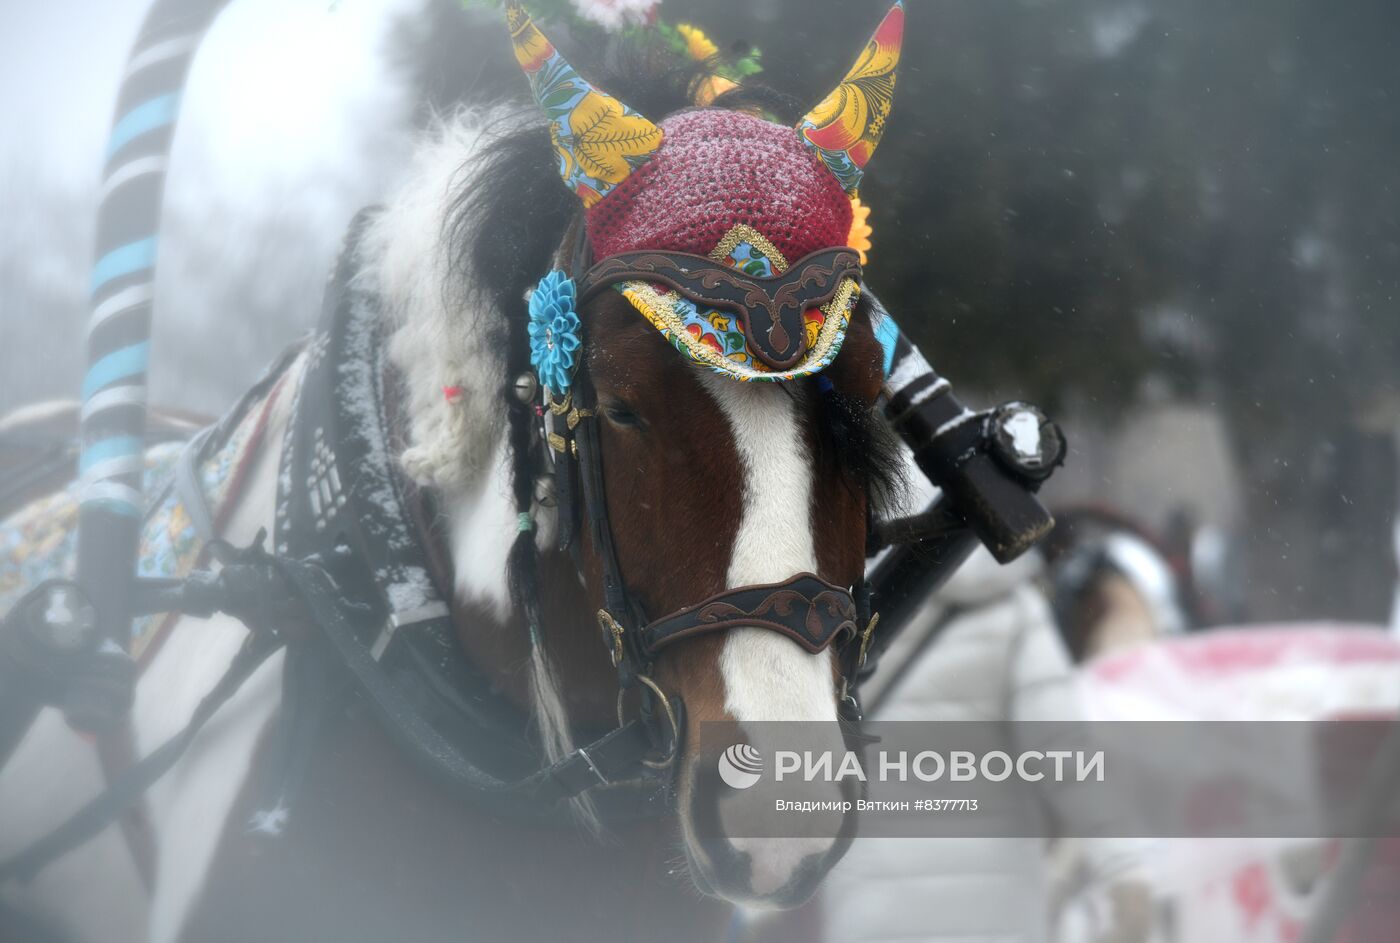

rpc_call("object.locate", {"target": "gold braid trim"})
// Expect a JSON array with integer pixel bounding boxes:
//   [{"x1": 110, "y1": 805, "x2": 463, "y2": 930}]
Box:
[
  {"x1": 619, "y1": 277, "x2": 859, "y2": 381},
  {"x1": 706, "y1": 224, "x2": 791, "y2": 274}
]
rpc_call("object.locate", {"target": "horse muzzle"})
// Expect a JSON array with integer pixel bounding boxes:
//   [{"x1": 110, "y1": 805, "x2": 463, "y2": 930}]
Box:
[{"x1": 681, "y1": 732, "x2": 863, "y2": 908}]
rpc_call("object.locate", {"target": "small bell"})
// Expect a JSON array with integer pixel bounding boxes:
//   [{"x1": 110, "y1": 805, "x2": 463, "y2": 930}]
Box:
[{"x1": 513, "y1": 372, "x2": 538, "y2": 404}]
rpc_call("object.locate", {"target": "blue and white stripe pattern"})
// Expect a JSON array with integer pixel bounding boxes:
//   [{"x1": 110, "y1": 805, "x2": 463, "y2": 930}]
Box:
[
  {"x1": 77, "y1": 0, "x2": 231, "y2": 643},
  {"x1": 868, "y1": 291, "x2": 951, "y2": 419}
]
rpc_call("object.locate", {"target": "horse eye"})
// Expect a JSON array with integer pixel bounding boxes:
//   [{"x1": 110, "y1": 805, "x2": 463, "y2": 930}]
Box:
[{"x1": 603, "y1": 404, "x2": 642, "y2": 428}]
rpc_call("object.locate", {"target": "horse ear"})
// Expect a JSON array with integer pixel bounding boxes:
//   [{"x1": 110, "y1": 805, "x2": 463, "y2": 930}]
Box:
[
  {"x1": 797, "y1": 1, "x2": 905, "y2": 194},
  {"x1": 506, "y1": 2, "x2": 664, "y2": 208}
]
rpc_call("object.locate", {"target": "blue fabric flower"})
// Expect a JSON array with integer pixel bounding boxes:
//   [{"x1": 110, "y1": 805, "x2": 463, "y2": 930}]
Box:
[{"x1": 527, "y1": 270, "x2": 582, "y2": 393}]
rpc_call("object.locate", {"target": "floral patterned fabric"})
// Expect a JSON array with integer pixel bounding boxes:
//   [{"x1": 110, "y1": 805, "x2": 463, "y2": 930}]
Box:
[
  {"x1": 798, "y1": 2, "x2": 904, "y2": 194},
  {"x1": 0, "y1": 394, "x2": 270, "y2": 661},
  {"x1": 501, "y1": 3, "x2": 900, "y2": 384},
  {"x1": 615, "y1": 223, "x2": 860, "y2": 383},
  {"x1": 507, "y1": 1, "x2": 664, "y2": 208}
]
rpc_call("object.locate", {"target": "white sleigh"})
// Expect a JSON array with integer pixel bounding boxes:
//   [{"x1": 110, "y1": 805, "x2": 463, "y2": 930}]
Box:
[{"x1": 1060, "y1": 626, "x2": 1400, "y2": 943}]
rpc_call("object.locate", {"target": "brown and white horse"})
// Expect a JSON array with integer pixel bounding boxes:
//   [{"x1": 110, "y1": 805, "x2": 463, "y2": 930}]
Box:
[{"x1": 0, "y1": 31, "x2": 908, "y2": 943}]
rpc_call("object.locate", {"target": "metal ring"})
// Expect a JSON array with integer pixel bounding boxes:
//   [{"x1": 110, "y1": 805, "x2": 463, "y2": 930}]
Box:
[{"x1": 617, "y1": 673, "x2": 680, "y2": 770}]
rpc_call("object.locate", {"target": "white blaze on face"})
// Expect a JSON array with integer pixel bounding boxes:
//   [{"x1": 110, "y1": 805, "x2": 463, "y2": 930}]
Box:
[
  {"x1": 701, "y1": 376, "x2": 845, "y2": 898},
  {"x1": 701, "y1": 376, "x2": 838, "y2": 725}
]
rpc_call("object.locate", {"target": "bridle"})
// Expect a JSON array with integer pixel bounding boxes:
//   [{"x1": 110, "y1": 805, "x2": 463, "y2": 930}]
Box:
[
  {"x1": 530, "y1": 224, "x2": 879, "y2": 767},
  {"x1": 0, "y1": 213, "x2": 883, "y2": 890},
  {"x1": 0, "y1": 205, "x2": 1064, "y2": 880}
]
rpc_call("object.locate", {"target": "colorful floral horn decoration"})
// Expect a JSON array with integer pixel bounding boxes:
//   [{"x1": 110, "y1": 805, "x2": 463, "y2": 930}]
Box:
[
  {"x1": 506, "y1": 1, "x2": 665, "y2": 208},
  {"x1": 797, "y1": 1, "x2": 904, "y2": 194}
]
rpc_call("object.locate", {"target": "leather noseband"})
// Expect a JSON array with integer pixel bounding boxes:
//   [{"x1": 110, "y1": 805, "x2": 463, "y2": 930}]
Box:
[{"x1": 638, "y1": 573, "x2": 858, "y2": 657}]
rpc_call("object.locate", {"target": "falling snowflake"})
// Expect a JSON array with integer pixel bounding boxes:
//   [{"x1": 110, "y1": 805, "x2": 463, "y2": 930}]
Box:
[{"x1": 248, "y1": 803, "x2": 291, "y2": 836}]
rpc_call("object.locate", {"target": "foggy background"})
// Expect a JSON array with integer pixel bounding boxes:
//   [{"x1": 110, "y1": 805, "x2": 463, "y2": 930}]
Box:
[{"x1": 2, "y1": 0, "x2": 1397, "y2": 626}]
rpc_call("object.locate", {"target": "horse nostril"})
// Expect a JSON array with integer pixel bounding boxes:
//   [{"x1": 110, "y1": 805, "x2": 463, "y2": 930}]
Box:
[
  {"x1": 687, "y1": 770, "x2": 754, "y2": 888},
  {"x1": 689, "y1": 761, "x2": 741, "y2": 846},
  {"x1": 686, "y1": 755, "x2": 852, "y2": 904},
  {"x1": 732, "y1": 837, "x2": 841, "y2": 899}
]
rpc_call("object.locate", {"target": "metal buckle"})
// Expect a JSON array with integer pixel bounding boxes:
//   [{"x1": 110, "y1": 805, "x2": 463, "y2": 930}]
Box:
[
  {"x1": 838, "y1": 678, "x2": 862, "y2": 723},
  {"x1": 566, "y1": 405, "x2": 593, "y2": 431},
  {"x1": 617, "y1": 673, "x2": 680, "y2": 770},
  {"x1": 576, "y1": 746, "x2": 609, "y2": 786},
  {"x1": 546, "y1": 389, "x2": 572, "y2": 416},
  {"x1": 597, "y1": 609, "x2": 625, "y2": 667},
  {"x1": 856, "y1": 612, "x2": 880, "y2": 669}
]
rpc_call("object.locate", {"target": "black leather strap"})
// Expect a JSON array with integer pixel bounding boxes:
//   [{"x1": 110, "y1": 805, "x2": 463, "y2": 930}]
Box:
[
  {"x1": 534, "y1": 720, "x2": 655, "y2": 799},
  {"x1": 274, "y1": 554, "x2": 657, "y2": 805},
  {"x1": 571, "y1": 373, "x2": 634, "y2": 632},
  {"x1": 0, "y1": 597, "x2": 283, "y2": 884}
]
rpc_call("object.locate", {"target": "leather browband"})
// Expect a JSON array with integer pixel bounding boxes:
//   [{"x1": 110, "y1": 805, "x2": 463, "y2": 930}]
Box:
[
  {"x1": 575, "y1": 247, "x2": 861, "y2": 370},
  {"x1": 637, "y1": 573, "x2": 858, "y2": 657}
]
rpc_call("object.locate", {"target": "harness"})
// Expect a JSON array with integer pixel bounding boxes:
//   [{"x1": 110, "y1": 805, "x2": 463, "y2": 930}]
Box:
[
  {"x1": 0, "y1": 0, "x2": 1071, "y2": 886},
  {"x1": 272, "y1": 214, "x2": 678, "y2": 815},
  {"x1": 0, "y1": 209, "x2": 1067, "y2": 884}
]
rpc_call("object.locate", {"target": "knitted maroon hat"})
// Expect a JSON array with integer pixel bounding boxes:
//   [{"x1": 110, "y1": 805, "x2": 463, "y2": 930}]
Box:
[
  {"x1": 585, "y1": 109, "x2": 854, "y2": 261},
  {"x1": 507, "y1": 0, "x2": 904, "y2": 378}
]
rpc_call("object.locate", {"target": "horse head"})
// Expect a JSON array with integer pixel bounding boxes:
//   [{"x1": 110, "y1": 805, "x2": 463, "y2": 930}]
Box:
[{"x1": 370, "y1": 0, "x2": 906, "y2": 909}]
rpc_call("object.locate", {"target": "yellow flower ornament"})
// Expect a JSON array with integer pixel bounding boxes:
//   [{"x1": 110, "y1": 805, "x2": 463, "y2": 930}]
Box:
[
  {"x1": 677, "y1": 24, "x2": 719, "y2": 62},
  {"x1": 847, "y1": 196, "x2": 873, "y2": 264}
]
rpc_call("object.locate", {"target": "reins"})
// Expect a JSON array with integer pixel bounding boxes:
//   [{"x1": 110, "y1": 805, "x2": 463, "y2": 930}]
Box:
[{"x1": 0, "y1": 529, "x2": 663, "y2": 885}]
